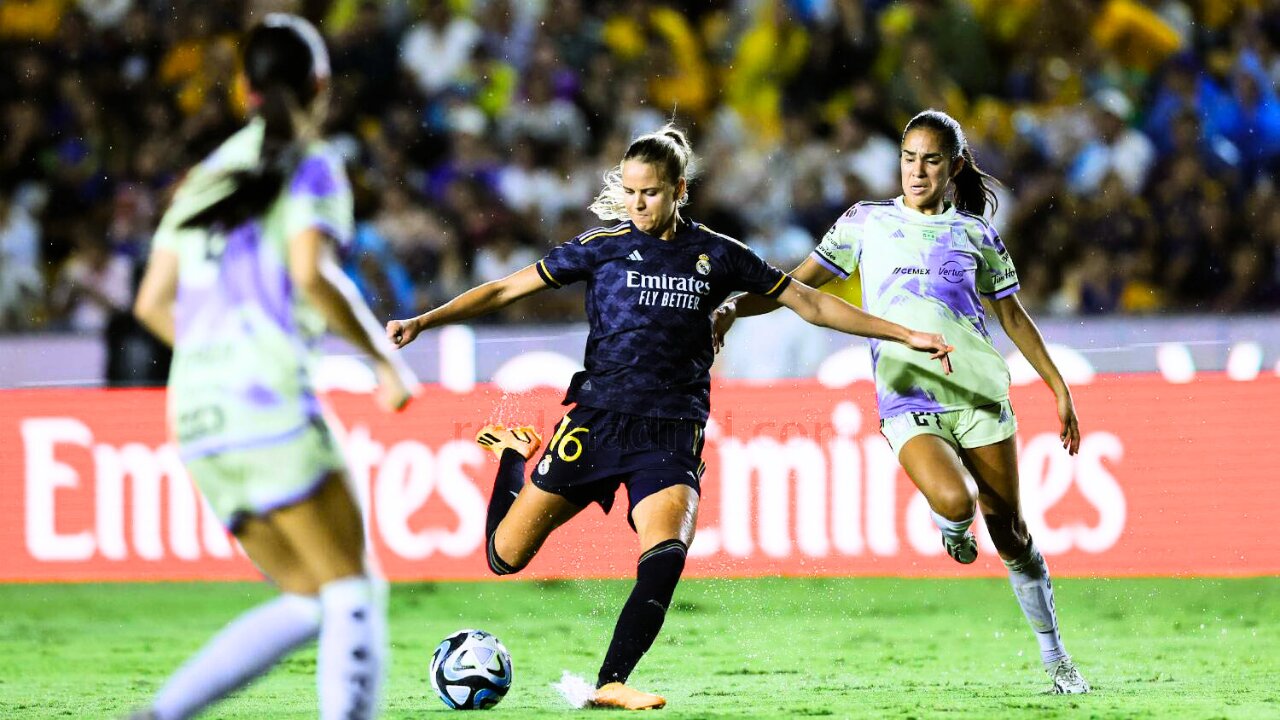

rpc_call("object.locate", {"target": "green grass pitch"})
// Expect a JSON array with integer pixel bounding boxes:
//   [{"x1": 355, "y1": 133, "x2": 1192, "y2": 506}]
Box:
[{"x1": 1, "y1": 577, "x2": 1276, "y2": 718}]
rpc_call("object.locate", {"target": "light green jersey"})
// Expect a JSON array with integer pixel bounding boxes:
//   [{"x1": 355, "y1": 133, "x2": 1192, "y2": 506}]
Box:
[
  {"x1": 152, "y1": 120, "x2": 353, "y2": 458},
  {"x1": 811, "y1": 197, "x2": 1019, "y2": 417}
]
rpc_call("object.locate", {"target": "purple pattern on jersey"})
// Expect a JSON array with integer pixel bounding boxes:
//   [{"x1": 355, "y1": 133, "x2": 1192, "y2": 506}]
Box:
[
  {"x1": 222, "y1": 223, "x2": 294, "y2": 331},
  {"x1": 540, "y1": 220, "x2": 789, "y2": 421},
  {"x1": 173, "y1": 223, "x2": 294, "y2": 342},
  {"x1": 244, "y1": 382, "x2": 282, "y2": 407},
  {"x1": 868, "y1": 339, "x2": 938, "y2": 411},
  {"x1": 923, "y1": 229, "x2": 986, "y2": 330},
  {"x1": 290, "y1": 155, "x2": 339, "y2": 196}
]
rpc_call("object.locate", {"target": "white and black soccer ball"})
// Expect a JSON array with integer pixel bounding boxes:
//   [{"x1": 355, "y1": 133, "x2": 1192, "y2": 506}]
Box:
[{"x1": 429, "y1": 629, "x2": 513, "y2": 710}]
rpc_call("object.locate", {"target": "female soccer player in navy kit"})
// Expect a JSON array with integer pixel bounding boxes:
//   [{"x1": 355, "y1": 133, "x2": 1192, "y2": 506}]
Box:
[
  {"x1": 387, "y1": 125, "x2": 953, "y2": 709},
  {"x1": 715, "y1": 110, "x2": 1089, "y2": 694}
]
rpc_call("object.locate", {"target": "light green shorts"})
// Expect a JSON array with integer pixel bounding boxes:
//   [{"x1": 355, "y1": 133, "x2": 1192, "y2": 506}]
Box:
[
  {"x1": 879, "y1": 399, "x2": 1017, "y2": 457},
  {"x1": 184, "y1": 420, "x2": 346, "y2": 532}
]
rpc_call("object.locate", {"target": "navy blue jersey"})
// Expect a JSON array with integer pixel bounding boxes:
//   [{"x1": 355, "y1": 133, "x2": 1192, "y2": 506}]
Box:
[{"x1": 536, "y1": 219, "x2": 791, "y2": 421}]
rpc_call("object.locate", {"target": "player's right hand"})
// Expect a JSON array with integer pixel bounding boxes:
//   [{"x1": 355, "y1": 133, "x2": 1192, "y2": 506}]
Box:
[
  {"x1": 711, "y1": 302, "x2": 737, "y2": 354},
  {"x1": 373, "y1": 358, "x2": 415, "y2": 412},
  {"x1": 906, "y1": 331, "x2": 954, "y2": 375},
  {"x1": 386, "y1": 317, "x2": 420, "y2": 349}
]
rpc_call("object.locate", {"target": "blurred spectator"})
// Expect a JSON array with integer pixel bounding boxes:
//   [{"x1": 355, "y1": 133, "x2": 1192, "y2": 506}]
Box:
[
  {"x1": 723, "y1": 0, "x2": 809, "y2": 142},
  {"x1": 879, "y1": 0, "x2": 998, "y2": 97},
  {"x1": 478, "y1": 0, "x2": 537, "y2": 72},
  {"x1": 472, "y1": 229, "x2": 538, "y2": 285},
  {"x1": 343, "y1": 216, "x2": 417, "y2": 321},
  {"x1": 373, "y1": 184, "x2": 452, "y2": 283},
  {"x1": 1067, "y1": 89, "x2": 1155, "y2": 195},
  {"x1": 887, "y1": 33, "x2": 967, "y2": 126},
  {"x1": 0, "y1": 0, "x2": 67, "y2": 41},
  {"x1": 786, "y1": 0, "x2": 877, "y2": 112},
  {"x1": 51, "y1": 233, "x2": 134, "y2": 333},
  {"x1": 399, "y1": 0, "x2": 481, "y2": 100},
  {"x1": 500, "y1": 64, "x2": 588, "y2": 153},
  {"x1": 0, "y1": 180, "x2": 44, "y2": 330},
  {"x1": 604, "y1": 4, "x2": 712, "y2": 120},
  {"x1": 78, "y1": 0, "x2": 132, "y2": 31},
  {"x1": 1075, "y1": 249, "x2": 1124, "y2": 315},
  {"x1": 1090, "y1": 0, "x2": 1184, "y2": 86},
  {"x1": 832, "y1": 113, "x2": 900, "y2": 199},
  {"x1": 0, "y1": 180, "x2": 41, "y2": 283},
  {"x1": 1226, "y1": 49, "x2": 1280, "y2": 179},
  {"x1": 1171, "y1": 190, "x2": 1236, "y2": 308},
  {"x1": 543, "y1": 0, "x2": 601, "y2": 73},
  {"x1": 1257, "y1": 202, "x2": 1280, "y2": 308},
  {"x1": 1117, "y1": 246, "x2": 1167, "y2": 313},
  {"x1": 331, "y1": 1, "x2": 401, "y2": 117}
]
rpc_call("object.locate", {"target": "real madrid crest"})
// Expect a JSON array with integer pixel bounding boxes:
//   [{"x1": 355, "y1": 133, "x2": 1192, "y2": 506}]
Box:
[
  {"x1": 695, "y1": 253, "x2": 711, "y2": 275},
  {"x1": 538, "y1": 455, "x2": 552, "y2": 475}
]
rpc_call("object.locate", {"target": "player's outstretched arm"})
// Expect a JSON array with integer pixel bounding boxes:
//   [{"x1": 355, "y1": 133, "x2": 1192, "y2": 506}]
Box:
[
  {"x1": 988, "y1": 293, "x2": 1079, "y2": 454},
  {"x1": 133, "y1": 248, "x2": 179, "y2": 346},
  {"x1": 289, "y1": 227, "x2": 418, "y2": 411},
  {"x1": 386, "y1": 264, "x2": 549, "y2": 349},
  {"x1": 776, "y1": 279, "x2": 954, "y2": 374},
  {"x1": 713, "y1": 257, "x2": 837, "y2": 352}
]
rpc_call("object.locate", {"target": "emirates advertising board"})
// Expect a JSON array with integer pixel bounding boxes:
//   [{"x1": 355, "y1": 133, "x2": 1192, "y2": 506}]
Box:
[{"x1": 1, "y1": 375, "x2": 1275, "y2": 582}]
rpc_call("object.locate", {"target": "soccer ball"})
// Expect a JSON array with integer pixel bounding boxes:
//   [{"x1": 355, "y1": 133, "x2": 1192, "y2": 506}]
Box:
[{"x1": 429, "y1": 629, "x2": 513, "y2": 710}]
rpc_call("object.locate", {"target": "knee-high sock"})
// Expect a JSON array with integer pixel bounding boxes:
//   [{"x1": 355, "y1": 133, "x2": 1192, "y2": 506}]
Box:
[
  {"x1": 930, "y1": 509, "x2": 974, "y2": 543},
  {"x1": 319, "y1": 576, "x2": 384, "y2": 720},
  {"x1": 151, "y1": 594, "x2": 321, "y2": 720},
  {"x1": 486, "y1": 450, "x2": 526, "y2": 539},
  {"x1": 1005, "y1": 542, "x2": 1067, "y2": 666},
  {"x1": 596, "y1": 540, "x2": 687, "y2": 687}
]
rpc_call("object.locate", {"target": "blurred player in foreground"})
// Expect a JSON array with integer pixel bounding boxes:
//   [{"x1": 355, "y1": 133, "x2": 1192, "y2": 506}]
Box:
[
  {"x1": 129, "y1": 15, "x2": 415, "y2": 719},
  {"x1": 716, "y1": 109, "x2": 1089, "y2": 694},
  {"x1": 387, "y1": 124, "x2": 953, "y2": 709}
]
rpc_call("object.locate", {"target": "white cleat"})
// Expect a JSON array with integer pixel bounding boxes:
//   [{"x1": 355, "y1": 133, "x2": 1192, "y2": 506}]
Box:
[{"x1": 1045, "y1": 656, "x2": 1090, "y2": 694}]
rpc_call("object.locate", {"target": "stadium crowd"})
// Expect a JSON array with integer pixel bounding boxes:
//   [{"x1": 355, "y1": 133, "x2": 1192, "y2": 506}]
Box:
[{"x1": 3, "y1": 0, "x2": 1280, "y2": 335}]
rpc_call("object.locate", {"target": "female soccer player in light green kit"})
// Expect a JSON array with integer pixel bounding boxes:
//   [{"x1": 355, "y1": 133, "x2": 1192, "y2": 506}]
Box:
[
  {"x1": 715, "y1": 109, "x2": 1090, "y2": 695},
  {"x1": 129, "y1": 15, "x2": 414, "y2": 720}
]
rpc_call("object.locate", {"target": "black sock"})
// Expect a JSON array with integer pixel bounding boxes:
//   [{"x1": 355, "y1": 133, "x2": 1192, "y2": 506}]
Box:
[
  {"x1": 486, "y1": 449, "x2": 526, "y2": 539},
  {"x1": 596, "y1": 539, "x2": 687, "y2": 688},
  {"x1": 486, "y1": 533, "x2": 520, "y2": 575}
]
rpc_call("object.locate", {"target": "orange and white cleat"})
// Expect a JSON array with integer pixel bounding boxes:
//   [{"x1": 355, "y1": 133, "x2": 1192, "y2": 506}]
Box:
[
  {"x1": 475, "y1": 424, "x2": 542, "y2": 461},
  {"x1": 590, "y1": 682, "x2": 667, "y2": 710}
]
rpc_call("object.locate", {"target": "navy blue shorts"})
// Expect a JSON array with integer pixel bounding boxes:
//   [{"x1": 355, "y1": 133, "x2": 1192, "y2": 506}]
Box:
[{"x1": 530, "y1": 405, "x2": 705, "y2": 529}]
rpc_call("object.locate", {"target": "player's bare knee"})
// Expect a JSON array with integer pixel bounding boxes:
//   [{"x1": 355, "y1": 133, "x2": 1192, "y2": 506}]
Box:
[{"x1": 932, "y1": 486, "x2": 977, "y2": 522}]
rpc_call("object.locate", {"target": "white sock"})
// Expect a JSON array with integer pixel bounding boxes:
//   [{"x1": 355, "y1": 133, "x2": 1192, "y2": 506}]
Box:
[
  {"x1": 319, "y1": 576, "x2": 384, "y2": 720},
  {"x1": 1004, "y1": 543, "x2": 1068, "y2": 666},
  {"x1": 930, "y1": 509, "x2": 974, "y2": 542},
  {"x1": 152, "y1": 593, "x2": 321, "y2": 720}
]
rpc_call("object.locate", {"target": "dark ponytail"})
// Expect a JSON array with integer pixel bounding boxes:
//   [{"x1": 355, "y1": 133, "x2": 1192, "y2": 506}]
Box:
[
  {"x1": 180, "y1": 14, "x2": 329, "y2": 231},
  {"x1": 903, "y1": 109, "x2": 1000, "y2": 216}
]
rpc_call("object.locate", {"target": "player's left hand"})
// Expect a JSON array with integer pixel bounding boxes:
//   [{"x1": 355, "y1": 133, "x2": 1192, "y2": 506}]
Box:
[
  {"x1": 711, "y1": 302, "x2": 737, "y2": 354},
  {"x1": 1056, "y1": 392, "x2": 1080, "y2": 455},
  {"x1": 905, "y1": 331, "x2": 954, "y2": 374}
]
